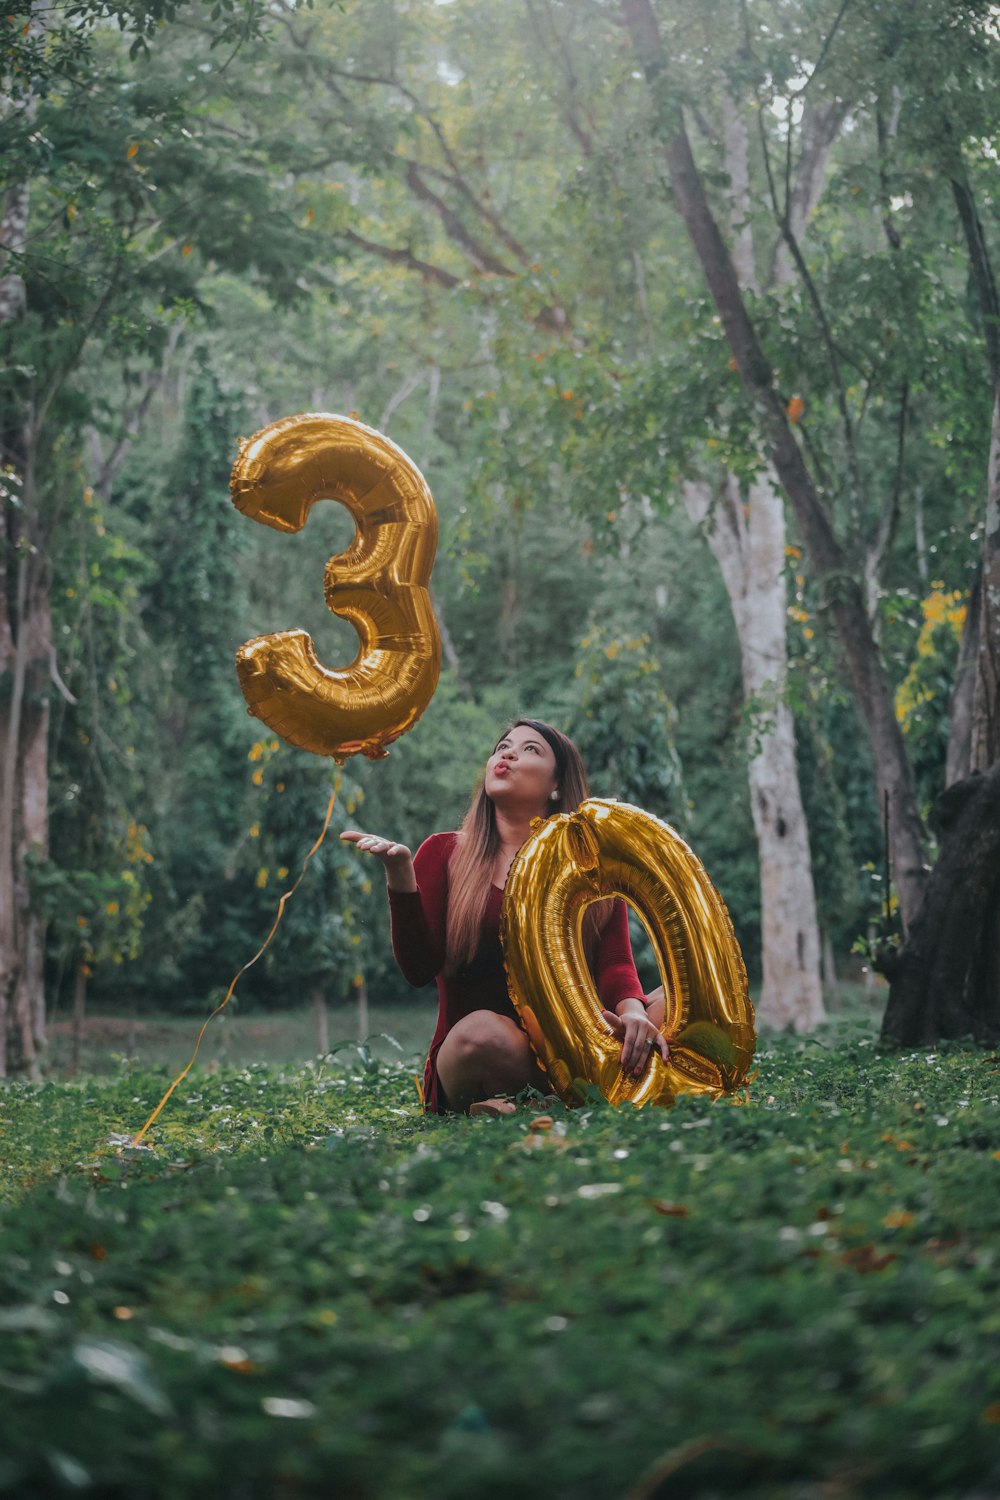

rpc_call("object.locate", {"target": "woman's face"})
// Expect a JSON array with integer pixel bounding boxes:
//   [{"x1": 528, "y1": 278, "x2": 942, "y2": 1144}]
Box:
[{"x1": 484, "y1": 725, "x2": 559, "y2": 813}]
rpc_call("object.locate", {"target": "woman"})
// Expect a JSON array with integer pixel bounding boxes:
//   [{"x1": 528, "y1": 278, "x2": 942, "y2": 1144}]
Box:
[{"x1": 341, "y1": 720, "x2": 667, "y2": 1115}]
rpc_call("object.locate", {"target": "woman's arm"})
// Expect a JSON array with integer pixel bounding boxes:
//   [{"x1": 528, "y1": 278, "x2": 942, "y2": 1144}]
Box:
[
  {"x1": 341, "y1": 829, "x2": 452, "y2": 985},
  {"x1": 385, "y1": 834, "x2": 454, "y2": 986},
  {"x1": 595, "y1": 900, "x2": 670, "y2": 1075}
]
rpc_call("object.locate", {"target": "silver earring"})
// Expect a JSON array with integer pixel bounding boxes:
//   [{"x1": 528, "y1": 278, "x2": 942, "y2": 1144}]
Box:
[{"x1": 551, "y1": 790, "x2": 560, "y2": 801}]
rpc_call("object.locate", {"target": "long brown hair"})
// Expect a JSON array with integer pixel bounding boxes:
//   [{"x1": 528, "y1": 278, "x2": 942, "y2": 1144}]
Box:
[{"x1": 445, "y1": 719, "x2": 610, "y2": 973}]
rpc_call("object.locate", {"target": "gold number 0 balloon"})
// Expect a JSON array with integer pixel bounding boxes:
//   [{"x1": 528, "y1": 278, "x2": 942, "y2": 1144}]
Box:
[
  {"x1": 230, "y1": 413, "x2": 441, "y2": 762},
  {"x1": 502, "y1": 799, "x2": 755, "y2": 1107}
]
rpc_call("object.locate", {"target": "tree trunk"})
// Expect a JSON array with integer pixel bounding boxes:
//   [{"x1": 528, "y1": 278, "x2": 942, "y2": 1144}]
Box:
[
  {"x1": 821, "y1": 929, "x2": 837, "y2": 1007},
  {"x1": 0, "y1": 184, "x2": 29, "y2": 325},
  {"x1": 354, "y1": 975, "x2": 369, "y2": 1042},
  {"x1": 883, "y1": 180, "x2": 1000, "y2": 1044},
  {"x1": 15, "y1": 567, "x2": 51, "y2": 1073},
  {"x1": 686, "y1": 476, "x2": 825, "y2": 1031},
  {"x1": 0, "y1": 487, "x2": 51, "y2": 1077},
  {"x1": 864, "y1": 924, "x2": 877, "y2": 1002},
  {"x1": 670, "y1": 94, "x2": 829, "y2": 1033},
  {"x1": 946, "y1": 569, "x2": 980, "y2": 786},
  {"x1": 71, "y1": 961, "x2": 87, "y2": 1078},
  {"x1": 312, "y1": 985, "x2": 329, "y2": 1056},
  {"x1": 881, "y1": 763, "x2": 1000, "y2": 1044},
  {"x1": 0, "y1": 544, "x2": 16, "y2": 1078},
  {"x1": 971, "y1": 391, "x2": 1000, "y2": 771},
  {"x1": 622, "y1": 0, "x2": 928, "y2": 931}
]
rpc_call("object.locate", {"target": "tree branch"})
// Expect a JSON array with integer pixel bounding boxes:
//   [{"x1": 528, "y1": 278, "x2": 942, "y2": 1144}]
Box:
[
  {"x1": 621, "y1": 0, "x2": 928, "y2": 927},
  {"x1": 524, "y1": 0, "x2": 596, "y2": 159},
  {"x1": 951, "y1": 166, "x2": 1000, "y2": 390},
  {"x1": 754, "y1": 96, "x2": 865, "y2": 520},
  {"x1": 864, "y1": 379, "x2": 908, "y2": 620},
  {"x1": 403, "y1": 161, "x2": 515, "y2": 277},
  {"x1": 337, "y1": 230, "x2": 462, "y2": 289}
]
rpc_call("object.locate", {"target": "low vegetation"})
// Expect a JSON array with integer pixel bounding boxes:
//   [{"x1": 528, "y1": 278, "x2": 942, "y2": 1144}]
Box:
[{"x1": 2, "y1": 1017, "x2": 999, "y2": 1498}]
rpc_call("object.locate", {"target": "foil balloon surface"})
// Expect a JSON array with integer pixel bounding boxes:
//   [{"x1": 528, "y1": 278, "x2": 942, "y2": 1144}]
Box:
[
  {"x1": 231, "y1": 413, "x2": 441, "y2": 761},
  {"x1": 502, "y1": 798, "x2": 755, "y2": 1108}
]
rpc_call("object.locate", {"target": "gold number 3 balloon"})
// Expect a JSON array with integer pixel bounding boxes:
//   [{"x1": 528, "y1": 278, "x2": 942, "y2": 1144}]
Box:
[
  {"x1": 230, "y1": 413, "x2": 441, "y2": 762},
  {"x1": 502, "y1": 798, "x2": 755, "y2": 1107}
]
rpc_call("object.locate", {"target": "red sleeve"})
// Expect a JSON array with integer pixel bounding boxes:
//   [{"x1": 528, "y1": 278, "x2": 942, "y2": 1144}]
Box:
[
  {"x1": 595, "y1": 899, "x2": 647, "y2": 1009},
  {"x1": 387, "y1": 832, "x2": 456, "y2": 987}
]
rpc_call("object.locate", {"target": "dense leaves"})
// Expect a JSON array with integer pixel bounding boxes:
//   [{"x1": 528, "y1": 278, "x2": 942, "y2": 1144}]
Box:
[{"x1": 3, "y1": 0, "x2": 997, "y2": 1035}]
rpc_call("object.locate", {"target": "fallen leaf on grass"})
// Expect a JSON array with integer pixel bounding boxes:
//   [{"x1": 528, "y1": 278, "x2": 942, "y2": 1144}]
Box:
[
  {"x1": 839, "y1": 1245, "x2": 897, "y2": 1275},
  {"x1": 650, "y1": 1200, "x2": 689, "y2": 1218},
  {"x1": 512, "y1": 1129, "x2": 569, "y2": 1153},
  {"x1": 983, "y1": 1403, "x2": 1000, "y2": 1424},
  {"x1": 883, "y1": 1210, "x2": 914, "y2": 1229},
  {"x1": 880, "y1": 1133, "x2": 914, "y2": 1151}
]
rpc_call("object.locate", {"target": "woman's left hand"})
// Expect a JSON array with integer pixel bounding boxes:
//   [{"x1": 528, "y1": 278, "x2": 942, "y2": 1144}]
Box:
[{"x1": 601, "y1": 1006, "x2": 670, "y2": 1077}]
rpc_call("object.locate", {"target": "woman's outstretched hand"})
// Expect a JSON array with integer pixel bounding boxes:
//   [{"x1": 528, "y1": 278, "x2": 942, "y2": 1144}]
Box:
[
  {"x1": 601, "y1": 1006, "x2": 670, "y2": 1078},
  {"x1": 340, "y1": 830, "x2": 417, "y2": 892}
]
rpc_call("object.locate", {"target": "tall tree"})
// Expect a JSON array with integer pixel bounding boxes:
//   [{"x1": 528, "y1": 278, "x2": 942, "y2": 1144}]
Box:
[
  {"x1": 0, "y1": 0, "x2": 309, "y2": 1070},
  {"x1": 263, "y1": 0, "x2": 828, "y2": 1027},
  {"x1": 622, "y1": 0, "x2": 999, "y2": 1039}
]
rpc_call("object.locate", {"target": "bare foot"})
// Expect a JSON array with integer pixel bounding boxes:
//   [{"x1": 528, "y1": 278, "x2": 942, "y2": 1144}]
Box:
[{"x1": 469, "y1": 1097, "x2": 517, "y2": 1118}]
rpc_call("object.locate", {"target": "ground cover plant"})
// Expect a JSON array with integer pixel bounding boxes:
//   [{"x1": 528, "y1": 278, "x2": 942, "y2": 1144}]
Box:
[{"x1": 2, "y1": 1019, "x2": 1000, "y2": 1498}]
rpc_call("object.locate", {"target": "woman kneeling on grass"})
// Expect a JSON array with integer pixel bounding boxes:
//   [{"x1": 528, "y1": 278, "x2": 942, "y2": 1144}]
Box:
[{"x1": 341, "y1": 720, "x2": 668, "y2": 1116}]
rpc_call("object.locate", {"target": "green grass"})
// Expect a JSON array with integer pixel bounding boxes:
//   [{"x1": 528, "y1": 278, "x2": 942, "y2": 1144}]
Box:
[{"x1": 1, "y1": 1016, "x2": 999, "y2": 1498}]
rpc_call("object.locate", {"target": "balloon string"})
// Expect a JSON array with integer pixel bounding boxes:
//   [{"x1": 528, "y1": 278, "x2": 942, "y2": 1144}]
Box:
[{"x1": 130, "y1": 777, "x2": 341, "y2": 1147}]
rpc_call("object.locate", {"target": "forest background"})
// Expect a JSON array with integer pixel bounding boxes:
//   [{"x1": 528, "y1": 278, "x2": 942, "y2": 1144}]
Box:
[{"x1": 1, "y1": 0, "x2": 998, "y2": 1076}]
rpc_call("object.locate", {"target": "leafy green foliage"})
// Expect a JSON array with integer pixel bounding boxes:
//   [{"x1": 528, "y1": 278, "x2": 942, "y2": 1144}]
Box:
[
  {"x1": 14, "y1": 0, "x2": 1000, "y2": 1041},
  {"x1": 2, "y1": 1021, "x2": 999, "y2": 1496},
  {"x1": 244, "y1": 743, "x2": 372, "y2": 1003},
  {"x1": 567, "y1": 624, "x2": 685, "y2": 821}
]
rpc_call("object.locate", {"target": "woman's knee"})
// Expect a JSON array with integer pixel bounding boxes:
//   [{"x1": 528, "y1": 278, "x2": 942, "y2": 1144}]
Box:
[{"x1": 445, "y1": 1010, "x2": 528, "y2": 1067}]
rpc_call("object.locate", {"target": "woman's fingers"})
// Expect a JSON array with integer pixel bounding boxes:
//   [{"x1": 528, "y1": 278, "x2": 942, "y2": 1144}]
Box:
[
  {"x1": 339, "y1": 830, "x2": 409, "y2": 861},
  {"x1": 603, "y1": 1012, "x2": 668, "y2": 1075},
  {"x1": 600, "y1": 1008, "x2": 625, "y2": 1038},
  {"x1": 626, "y1": 1029, "x2": 649, "y2": 1075}
]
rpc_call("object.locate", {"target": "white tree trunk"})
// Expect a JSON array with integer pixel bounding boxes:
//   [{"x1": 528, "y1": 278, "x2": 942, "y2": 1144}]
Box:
[
  {"x1": 685, "y1": 475, "x2": 825, "y2": 1032},
  {"x1": 665, "y1": 94, "x2": 834, "y2": 1032}
]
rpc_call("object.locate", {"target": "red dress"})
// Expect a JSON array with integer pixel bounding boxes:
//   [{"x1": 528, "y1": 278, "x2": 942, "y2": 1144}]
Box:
[{"x1": 388, "y1": 832, "x2": 645, "y2": 1113}]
